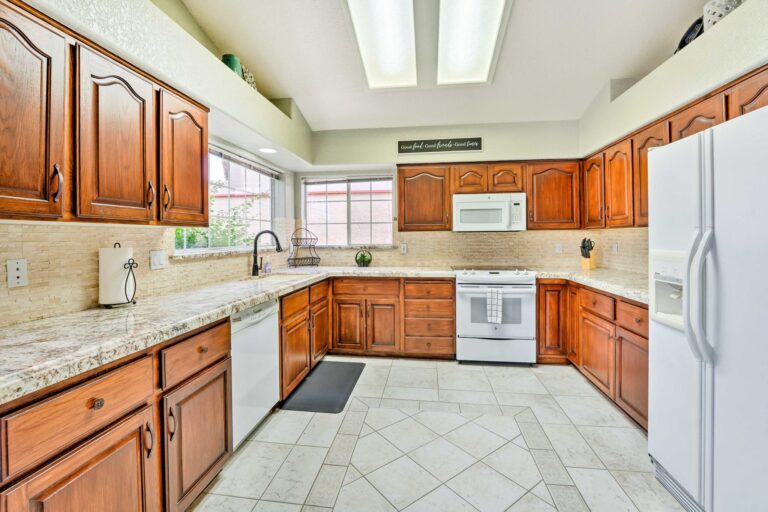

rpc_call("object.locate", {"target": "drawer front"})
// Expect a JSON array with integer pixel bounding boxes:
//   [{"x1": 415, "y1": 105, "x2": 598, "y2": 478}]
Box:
[
  {"x1": 309, "y1": 280, "x2": 329, "y2": 304},
  {"x1": 1, "y1": 356, "x2": 153, "y2": 480},
  {"x1": 282, "y1": 288, "x2": 309, "y2": 319},
  {"x1": 404, "y1": 299, "x2": 454, "y2": 318},
  {"x1": 404, "y1": 337, "x2": 455, "y2": 355},
  {"x1": 333, "y1": 278, "x2": 399, "y2": 296},
  {"x1": 403, "y1": 281, "x2": 454, "y2": 299},
  {"x1": 161, "y1": 322, "x2": 231, "y2": 389},
  {"x1": 616, "y1": 301, "x2": 649, "y2": 337},
  {"x1": 581, "y1": 289, "x2": 615, "y2": 320},
  {"x1": 404, "y1": 318, "x2": 455, "y2": 337}
]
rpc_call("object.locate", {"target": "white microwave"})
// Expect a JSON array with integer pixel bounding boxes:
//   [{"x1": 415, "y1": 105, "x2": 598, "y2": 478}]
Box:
[{"x1": 452, "y1": 192, "x2": 527, "y2": 232}]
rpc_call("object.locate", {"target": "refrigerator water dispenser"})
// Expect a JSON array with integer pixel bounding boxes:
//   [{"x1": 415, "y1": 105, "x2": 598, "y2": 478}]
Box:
[{"x1": 650, "y1": 250, "x2": 685, "y2": 330}]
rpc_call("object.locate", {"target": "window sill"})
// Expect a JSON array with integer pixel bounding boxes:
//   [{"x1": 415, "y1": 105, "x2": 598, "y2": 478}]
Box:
[
  {"x1": 171, "y1": 246, "x2": 277, "y2": 261},
  {"x1": 314, "y1": 245, "x2": 397, "y2": 251}
]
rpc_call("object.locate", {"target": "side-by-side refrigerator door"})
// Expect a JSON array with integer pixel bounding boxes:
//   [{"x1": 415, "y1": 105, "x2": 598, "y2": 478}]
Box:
[{"x1": 647, "y1": 132, "x2": 707, "y2": 509}]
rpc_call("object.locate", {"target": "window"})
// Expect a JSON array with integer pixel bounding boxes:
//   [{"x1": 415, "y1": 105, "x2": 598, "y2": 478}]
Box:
[
  {"x1": 175, "y1": 151, "x2": 275, "y2": 251},
  {"x1": 304, "y1": 177, "x2": 393, "y2": 246}
]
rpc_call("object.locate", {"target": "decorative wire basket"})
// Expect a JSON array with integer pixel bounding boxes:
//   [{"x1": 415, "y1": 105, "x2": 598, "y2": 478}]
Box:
[{"x1": 287, "y1": 228, "x2": 321, "y2": 267}]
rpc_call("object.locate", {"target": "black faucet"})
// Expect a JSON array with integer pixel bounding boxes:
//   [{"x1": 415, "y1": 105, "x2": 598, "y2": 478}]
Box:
[{"x1": 252, "y1": 230, "x2": 283, "y2": 276}]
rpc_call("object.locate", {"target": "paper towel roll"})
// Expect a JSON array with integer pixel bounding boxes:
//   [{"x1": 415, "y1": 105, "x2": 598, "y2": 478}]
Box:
[{"x1": 99, "y1": 244, "x2": 136, "y2": 306}]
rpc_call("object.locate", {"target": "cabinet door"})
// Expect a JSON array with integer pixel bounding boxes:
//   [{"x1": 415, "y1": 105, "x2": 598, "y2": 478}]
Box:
[
  {"x1": 0, "y1": 4, "x2": 67, "y2": 218},
  {"x1": 398, "y1": 166, "x2": 451, "y2": 231},
  {"x1": 526, "y1": 162, "x2": 580, "y2": 229},
  {"x1": 451, "y1": 164, "x2": 488, "y2": 193},
  {"x1": 582, "y1": 153, "x2": 605, "y2": 229},
  {"x1": 727, "y1": 68, "x2": 768, "y2": 119},
  {"x1": 566, "y1": 285, "x2": 580, "y2": 366},
  {"x1": 631, "y1": 122, "x2": 668, "y2": 227},
  {"x1": 580, "y1": 310, "x2": 616, "y2": 398},
  {"x1": 669, "y1": 94, "x2": 725, "y2": 142},
  {"x1": 332, "y1": 297, "x2": 366, "y2": 351},
  {"x1": 310, "y1": 299, "x2": 330, "y2": 368},
  {"x1": 281, "y1": 311, "x2": 311, "y2": 397},
  {"x1": 164, "y1": 358, "x2": 232, "y2": 512},
  {"x1": 615, "y1": 327, "x2": 648, "y2": 428},
  {"x1": 489, "y1": 163, "x2": 525, "y2": 192},
  {"x1": 604, "y1": 140, "x2": 633, "y2": 227},
  {"x1": 77, "y1": 45, "x2": 156, "y2": 222},
  {"x1": 2, "y1": 405, "x2": 160, "y2": 512},
  {"x1": 159, "y1": 90, "x2": 208, "y2": 226},
  {"x1": 366, "y1": 298, "x2": 400, "y2": 353},
  {"x1": 537, "y1": 282, "x2": 568, "y2": 363}
]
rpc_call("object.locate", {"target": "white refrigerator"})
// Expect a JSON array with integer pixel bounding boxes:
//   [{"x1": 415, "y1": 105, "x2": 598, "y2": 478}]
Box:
[{"x1": 648, "y1": 106, "x2": 768, "y2": 511}]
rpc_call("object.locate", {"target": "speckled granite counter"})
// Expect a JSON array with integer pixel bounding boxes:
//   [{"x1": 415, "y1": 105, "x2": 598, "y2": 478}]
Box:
[{"x1": 0, "y1": 265, "x2": 645, "y2": 406}]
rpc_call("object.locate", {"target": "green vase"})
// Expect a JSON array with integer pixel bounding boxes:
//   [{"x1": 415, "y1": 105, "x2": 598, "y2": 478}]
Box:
[{"x1": 222, "y1": 54, "x2": 243, "y2": 78}]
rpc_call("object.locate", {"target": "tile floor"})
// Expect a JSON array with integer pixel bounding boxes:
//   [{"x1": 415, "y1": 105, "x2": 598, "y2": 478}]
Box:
[{"x1": 190, "y1": 356, "x2": 683, "y2": 512}]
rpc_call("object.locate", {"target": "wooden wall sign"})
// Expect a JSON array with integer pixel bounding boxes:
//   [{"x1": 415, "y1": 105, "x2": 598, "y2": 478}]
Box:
[{"x1": 398, "y1": 137, "x2": 482, "y2": 154}]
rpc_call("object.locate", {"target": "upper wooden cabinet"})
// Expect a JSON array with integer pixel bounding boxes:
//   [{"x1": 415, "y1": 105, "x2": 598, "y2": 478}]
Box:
[
  {"x1": 604, "y1": 140, "x2": 633, "y2": 228},
  {"x1": 582, "y1": 153, "x2": 605, "y2": 229},
  {"x1": 727, "y1": 68, "x2": 768, "y2": 119},
  {"x1": 489, "y1": 163, "x2": 525, "y2": 192},
  {"x1": 0, "y1": 4, "x2": 68, "y2": 219},
  {"x1": 631, "y1": 122, "x2": 668, "y2": 227},
  {"x1": 398, "y1": 166, "x2": 451, "y2": 231},
  {"x1": 77, "y1": 45, "x2": 157, "y2": 222},
  {"x1": 526, "y1": 161, "x2": 580, "y2": 229},
  {"x1": 451, "y1": 164, "x2": 488, "y2": 194},
  {"x1": 669, "y1": 94, "x2": 725, "y2": 142},
  {"x1": 159, "y1": 89, "x2": 209, "y2": 226}
]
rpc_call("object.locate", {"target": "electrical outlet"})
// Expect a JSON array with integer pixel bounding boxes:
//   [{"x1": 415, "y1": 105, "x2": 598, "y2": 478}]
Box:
[
  {"x1": 612, "y1": 243, "x2": 620, "y2": 255},
  {"x1": 554, "y1": 243, "x2": 563, "y2": 254},
  {"x1": 400, "y1": 243, "x2": 408, "y2": 254},
  {"x1": 6, "y1": 259, "x2": 28, "y2": 288},
  {"x1": 150, "y1": 250, "x2": 167, "y2": 270}
]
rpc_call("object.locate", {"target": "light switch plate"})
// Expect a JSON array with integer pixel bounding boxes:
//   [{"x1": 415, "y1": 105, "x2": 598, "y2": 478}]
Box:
[
  {"x1": 554, "y1": 243, "x2": 563, "y2": 254},
  {"x1": 612, "y1": 243, "x2": 620, "y2": 255},
  {"x1": 400, "y1": 243, "x2": 408, "y2": 254},
  {"x1": 7, "y1": 259, "x2": 28, "y2": 288},
  {"x1": 150, "y1": 250, "x2": 167, "y2": 270}
]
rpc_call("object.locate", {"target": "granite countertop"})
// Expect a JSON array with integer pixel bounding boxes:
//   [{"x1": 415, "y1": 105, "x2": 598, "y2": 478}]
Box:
[{"x1": 0, "y1": 265, "x2": 645, "y2": 407}]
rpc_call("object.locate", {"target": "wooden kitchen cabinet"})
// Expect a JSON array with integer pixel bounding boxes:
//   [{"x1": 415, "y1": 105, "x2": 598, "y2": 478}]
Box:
[
  {"x1": 451, "y1": 164, "x2": 488, "y2": 194},
  {"x1": 164, "y1": 358, "x2": 232, "y2": 512},
  {"x1": 580, "y1": 310, "x2": 616, "y2": 398},
  {"x1": 310, "y1": 297, "x2": 330, "y2": 368},
  {"x1": 489, "y1": 163, "x2": 525, "y2": 192},
  {"x1": 397, "y1": 166, "x2": 451, "y2": 231},
  {"x1": 566, "y1": 285, "x2": 581, "y2": 366},
  {"x1": 332, "y1": 297, "x2": 366, "y2": 351},
  {"x1": 536, "y1": 281, "x2": 568, "y2": 364},
  {"x1": 1, "y1": 405, "x2": 160, "y2": 512},
  {"x1": 158, "y1": 89, "x2": 208, "y2": 226},
  {"x1": 526, "y1": 161, "x2": 581, "y2": 229},
  {"x1": 727, "y1": 68, "x2": 768, "y2": 119},
  {"x1": 669, "y1": 94, "x2": 725, "y2": 142},
  {"x1": 77, "y1": 44, "x2": 157, "y2": 222},
  {"x1": 0, "y1": 3, "x2": 68, "y2": 219},
  {"x1": 631, "y1": 122, "x2": 668, "y2": 226},
  {"x1": 604, "y1": 140, "x2": 634, "y2": 228},
  {"x1": 582, "y1": 153, "x2": 605, "y2": 229},
  {"x1": 280, "y1": 309, "x2": 311, "y2": 398},
  {"x1": 366, "y1": 298, "x2": 400, "y2": 352},
  {"x1": 615, "y1": 327, "x2": 649, "y2": 428}
]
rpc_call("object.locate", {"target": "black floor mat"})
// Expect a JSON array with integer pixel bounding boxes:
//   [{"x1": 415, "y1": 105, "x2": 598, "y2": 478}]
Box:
[{"x1": 281, "y1": 361, "x2": 365, "y2": 413}]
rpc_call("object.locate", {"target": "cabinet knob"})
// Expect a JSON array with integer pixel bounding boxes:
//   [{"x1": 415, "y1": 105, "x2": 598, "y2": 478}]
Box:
[
  {"x1": 592, "y1": 299, "x2": 597, "y2": 306},
  {"x1": 634, "y1": 317, "x2": 642, "y2": 324},
  {"x1": 90, "y1": 397, "x2": 105, "y2": 410},
  {"x1": 426, "y1": 342, "x2": 432, "y2": 349},
  {"x1": 198, "y1": 345, "x2": 209, "y2": 354}
]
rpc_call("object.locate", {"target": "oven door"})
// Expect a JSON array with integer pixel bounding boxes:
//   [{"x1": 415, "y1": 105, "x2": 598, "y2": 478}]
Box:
[
  {"x1": 453, "y1": 198, "x2": 511, "y2": 232},
  {"x1": 456, "y1": 284, "x2": 536, "y2": 339}
]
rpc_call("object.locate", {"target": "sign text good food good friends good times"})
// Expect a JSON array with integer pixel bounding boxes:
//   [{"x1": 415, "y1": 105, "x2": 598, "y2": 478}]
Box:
[{"x1": 397, "y1": 137, "x2": 482, "y2": 154}]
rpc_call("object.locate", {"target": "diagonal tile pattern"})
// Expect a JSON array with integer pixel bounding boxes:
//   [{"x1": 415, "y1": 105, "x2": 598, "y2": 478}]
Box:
[{"x1": 191, "y1": 355, "x2": 679, "y2": 512}]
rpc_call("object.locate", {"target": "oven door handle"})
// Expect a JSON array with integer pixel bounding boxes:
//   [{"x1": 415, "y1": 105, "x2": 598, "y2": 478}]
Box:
[{"x1": 457, "y1": 285, "x2": 536, "y2": 295}]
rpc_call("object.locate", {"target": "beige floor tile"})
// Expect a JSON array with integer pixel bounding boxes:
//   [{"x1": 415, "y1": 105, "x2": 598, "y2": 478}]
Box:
[
  {"x1": 439, "y1": 389, "x2": 497, "y2": 404},
  {"x1": 324, "y1": 434, "x2": 357, "y2": 466},
  {"x1": 410, "y1": 437, "x2": 477, "y2": 481},
  {"x1": 495, "y1": 393, "x2": 570, "y2": 424},
  {"x1": 487, "y1": 371, "x2": 548, "y2": 394},
  {"x1": 419, "y1": 400, "x2": 461, "y2": 413},
  {"x1": 531, "y1": 449, "x2": 573, "y2": 485},
  {"x1": 351, "y1": 384, "x2": 385, "y2": 398},
  {"x1": 533, "y1": 369, "x2": 600, "y2": 397},
  {"x1": 350, "y1": 431, "x2": 403, "y2": 474},
  {"x1": 253, "y1": 410, "x2": 314, "y2": 444},
  {"x1": 305, "y1": 464, "x2": 346, "y2": 508},
  {"x1": 483, "y1": 442, "x2": 542, "y2": 489},
  {"x1": 541, "y1": 423, "x2": 604, "y2": 469},
  {"x1": 507, "y1": 493, "x2": 556, "y2": 511},
  {"x1": 447, "y1": 462, "x2": 526, "y2": 512},
  {"x1": 207, "y1": 441, "x2": 292, "y2": 499},
  {"x1": 357, "y1": 366, "x2": 391, "y2": 387},
  {"x1": 365, "y1": 407, "x2": 409, "y2": 430},
  {"x1": 338, "y1": 410, "x2": 366, "y2": 435},
  {"x1": 300, "y1": 506, "x2": 330, "y2": 512},
  {"x1": 555, "y1": 395, "x2": 632, "y2": 427},
  {"x1": 438, "y1": 366, "x2": 492, "y2": 391},
  {"x1": 531, "y1": 481, "x2": 554, "y2": 505},
  {"x1": 548, "y1": 485, "x2": 589, "y2": 511},
  {"x1": 297, "y1": 413, "x2": 343, "y2": 447},
  {"x1": 473, "y1": 414, "x2": 521, "y2": 440},
  {"x1": 444, "y1": 422, "x2": 506, "y2": 459},
  {"x1": 189, "y1": 493, "x2": 257, "y2": 512},
  {"x1": 367, "y1": 456, "x2": 441, "y2": 509},
  {"x1": 518, "y1": 420, "x2": 553, "y2": 450},
  {"x1": 343, "y1": 465, "x2": 362, "y2": 486},
  {"x1": 578, "y1": 426, "x2": 652, "y2": 472},
  {"x1": 568, "y1": 467, "x2": 639, "y2": 512},
  {"x1": 379, "y1": 417, "x2": 439, "y2": 453},
  {"x1": 412, "y1": 411, "x2": 469, "y2": 435},
  {"x1": 403, "y1": 485, "x2": 476, "y2": 512},
  {"x1": 387, "y1": 367, "x2": 438, "y2": 388},
  {"x1": 379, "y1": 398, "x2": 421, "y2": 412},
  {"x1": 611, "y1": 471, "x2": 685, "y2": 512},
  {"x1": 254, "y1": 502, "x2": 301, "y2": 512},
  {"x1": 334, "y1": 478, "x2": 396, "y2": 512},
  {"x1": 460, "y1": 403, "x2": 503, "y2": 417},
  {"x1": 383, "y1": 385, "x2": 439, "y2": 401},
  {"x1": 261, "y1": 445, "x2": 327, "y2": 504}
]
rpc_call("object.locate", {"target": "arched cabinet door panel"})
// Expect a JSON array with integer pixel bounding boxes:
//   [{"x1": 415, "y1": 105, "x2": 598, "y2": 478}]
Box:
[
  {"x1": 489, "y1": 163, "x2": 525, "y2": 192},
  {"x1": 582, "y1": 153, "x2": 605, "y2": 229},
  {"x1": 631, "y1": 122, "x2": 668, "y2": 227},
  {"x1": 398, "y1": 166, "x2": 451, "y2": 231},
  {"x1": 604, "y1": 140, "x2": 634, "y2": 228},
  {"x1": 526, "y1": 161, "x2": 580, "y2": 229},
  {"x1": 669, "y1": 94, "x2": 724, "y2": 142},
  {"x1": 727, "y1": 68, "x2": 768, "y2": 119},
  {"x1": 451, "y1": 164, "x2": 488, "y2": 193}
]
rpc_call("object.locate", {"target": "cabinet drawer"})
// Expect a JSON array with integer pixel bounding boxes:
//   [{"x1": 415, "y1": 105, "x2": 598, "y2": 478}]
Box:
[
  {"x1": 282, "y1": 288, "x2": 309, "y2": 319},
  {"x1": 404, "y1": 299, "x2": 454, "y2": 318},
  {"x1": 309, "y1": 280, "x2": 329, "y2": 304},
  {"x1": 404, "y1": 337, "x2": 455, "y2": 355},
  {"x1": 161, "y1": 322, "x2": 230, "y2": 389},
  {"x1": 1, "y1": 356, "x2": 153, "y2": 480},
  {"x1": 333, "y1": 278, "x2": 399, "y2": 296},
  {"x1": 404, "y1": 318, "x2": 454, "y2": 337},
  {"x1": 616, "y1": 301, "x2": 649, "y2": 337},
  {"x1": 580, "y1": 289, "x2": 615, "y2": 320},
  {"x1": 403, "y1": 281, "x2": 454, "y2": 299}
]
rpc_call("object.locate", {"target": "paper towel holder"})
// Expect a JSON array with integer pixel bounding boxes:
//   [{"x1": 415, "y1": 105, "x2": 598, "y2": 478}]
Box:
[{"x1": 103, "y1": 242, "x2": 138, "y2": 309}]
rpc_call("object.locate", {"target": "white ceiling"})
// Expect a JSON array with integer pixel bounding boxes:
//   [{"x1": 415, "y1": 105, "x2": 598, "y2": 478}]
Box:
[{"x1": 183, "y1": 0, "x2": 704, "y2": 131}]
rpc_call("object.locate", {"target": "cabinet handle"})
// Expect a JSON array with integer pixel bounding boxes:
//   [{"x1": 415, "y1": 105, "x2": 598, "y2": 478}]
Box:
[
  {"x1": 592, "y1": 299, "x2": 597, "y2": 306},
  {"x1": 52, "y1": 164, "x2": 63, "y2": 203},
  {"x1": 89, "y1": 397, "x2": 105, "y2": 410},
  {"x1": 144, "y1": 422, "x2": 154, "y2": 458},
  {"x1": 147, "y1": 180, "x2": 156, "y2": 208},
  {"x1": 528, "y1": 210, "x2": 533, "y2": 222},
  {"x1": 198, "y1": 345, "x2": 209, "y2": 354},
  {"x1": 605, "y1": 204, "x2": 610, "y2": 218},
  {"x1": 598, "y1": 206, "x2": 603, "y2": 219},
  {"x1": 163, "y1": 184, "x2": 172, "y2": 210},
  {"x1": 634, "y1": 317, "x2": 642, "y2": 324},
  {"x1": 168, "y1": 408, "x2": 176, "y2": 441},
  {"x1": 426, "y1": 342, "x2": 432, "y2": 349}
]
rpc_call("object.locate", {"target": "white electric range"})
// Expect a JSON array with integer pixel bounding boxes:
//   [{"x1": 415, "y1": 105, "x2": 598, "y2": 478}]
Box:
[{"x1": 454, "y1": 268, "x2": 537, "y2": 364}]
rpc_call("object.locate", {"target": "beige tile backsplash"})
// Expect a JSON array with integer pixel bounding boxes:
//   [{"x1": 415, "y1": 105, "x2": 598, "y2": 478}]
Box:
[{"x1": 1, "y1": 220, "x2": 646, "y2": 328}]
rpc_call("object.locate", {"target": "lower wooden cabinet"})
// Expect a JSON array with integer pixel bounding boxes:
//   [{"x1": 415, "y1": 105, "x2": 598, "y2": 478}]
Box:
[
  {"x1": 579, "y1": 310, "x2": 616, "y2": 398},
  {"x1": 164, "y1": 358, "x2": 232, "y2": 512},
  {"x1": 332, "y1": 297, "x2": 366, "y2": 351},
  {"x1": 1, "y1": 405, "x2": 160, "y2": 512},
  {"x1": 615, "y1": 327, "x2": 649, "y2": 428},
  {"x1": 281, "y1": 309, "x2": 311, "y2": 398},
  {"x1": 536, "y1": 281, "x2": 568, "y2": 364},
  {"x1": 366, "y1": 298, "x2": 400, "y2": 352},
  {"x1": 566, "y1": 285, "x2": 581, "y2": 366},
  {"x1": 310, "y1": 298, "x2": 330, "y2": 367}
]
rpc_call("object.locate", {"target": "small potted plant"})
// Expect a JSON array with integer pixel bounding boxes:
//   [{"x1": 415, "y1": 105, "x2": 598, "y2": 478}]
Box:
[{"x1": 355, "y1": 249, "x2": 372, "y2": 267}]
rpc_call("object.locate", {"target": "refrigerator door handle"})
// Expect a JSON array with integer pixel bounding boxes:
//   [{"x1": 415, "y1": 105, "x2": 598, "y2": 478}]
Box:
[
  {"x1": 683, "y1": 230, "x2": 703, "y2": 361},
  {"x1": 689, "y1": 228, "x2": 715, "y2": 364}
]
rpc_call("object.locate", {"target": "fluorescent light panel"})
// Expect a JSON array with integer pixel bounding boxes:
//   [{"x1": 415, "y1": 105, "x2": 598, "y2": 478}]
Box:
[
  {"x1": 347, "y1": 0, "x2": 417, "y2": 88},
  {"x1": 438, "y1": 0, "x2": 506, "y2": 85}
]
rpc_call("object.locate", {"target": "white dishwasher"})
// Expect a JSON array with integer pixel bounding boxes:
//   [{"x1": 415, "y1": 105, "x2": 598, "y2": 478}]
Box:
[{"x1": 231, "y1": 300, "x2": 280, "y2": 448}]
